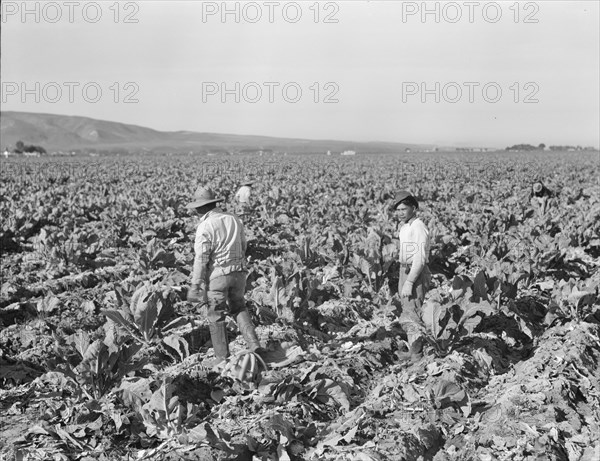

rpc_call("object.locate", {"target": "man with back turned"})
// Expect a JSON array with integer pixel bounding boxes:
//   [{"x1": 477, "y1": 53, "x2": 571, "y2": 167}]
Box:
[{"x1": 186, "y1": 186, "x2": 263, "y2": 368}]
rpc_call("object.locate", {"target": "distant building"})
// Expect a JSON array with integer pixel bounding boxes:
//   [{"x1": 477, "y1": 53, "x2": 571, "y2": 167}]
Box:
[
  {"x1": 456, "y1": 147, "x2": 490, "y2": 152},
  {"x1": 341, "y1": 150, "x2": 356, "y2": 156}
]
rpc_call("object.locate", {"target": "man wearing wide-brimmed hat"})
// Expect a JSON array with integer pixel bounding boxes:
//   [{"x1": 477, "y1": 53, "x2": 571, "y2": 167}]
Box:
[
  {"x1": 529, "y1": 180, "x2": 556, "y2": 216},
  {"x1": 186, "y1": 186, "x2": 263, "y2": 367},
  {"x1": 390, "y1": 190, "x2": 431, "y2": 359}
]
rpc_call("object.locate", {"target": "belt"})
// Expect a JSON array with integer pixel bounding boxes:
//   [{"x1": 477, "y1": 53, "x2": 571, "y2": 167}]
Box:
[{"x1": 399, "y1": 263, "x2": 411, "y2": 267}]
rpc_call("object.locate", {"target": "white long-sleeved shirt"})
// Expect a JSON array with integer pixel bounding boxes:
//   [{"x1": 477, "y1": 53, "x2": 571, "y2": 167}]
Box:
[
  {"x1": 191, "y1": 208, "x2": 247, "y2": 287},
  {"x1": 235, "y1": 186, "x2": 251, "y2": 204},
  {"x1": 399, "y1": 216, "x2": 430, "y2": 284}
]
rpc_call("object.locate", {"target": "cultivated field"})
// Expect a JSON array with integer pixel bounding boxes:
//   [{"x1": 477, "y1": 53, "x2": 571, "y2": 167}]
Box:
[{"x1": 1, "y1": 151, "x2": 599, "y2": 460}]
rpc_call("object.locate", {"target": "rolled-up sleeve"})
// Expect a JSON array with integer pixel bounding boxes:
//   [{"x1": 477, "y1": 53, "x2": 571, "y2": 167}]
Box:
[
  {"x1": 407, "y1": 221, "x2": 429, "y2": 284},
  {"x1": 191, "y1": 222, "x2": 211, "y2": 288},
  {"x1": 240, "y1": 220, "x2": 247, "y2": 256}
]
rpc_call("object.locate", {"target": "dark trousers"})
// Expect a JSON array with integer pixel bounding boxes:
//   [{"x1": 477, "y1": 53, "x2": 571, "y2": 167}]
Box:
[
  {"x1": 207, "y1": 272, "x2": 248, "y2": 324},
  {"x1": 206, "y1": 271, "x2": 261, "y2": 354}
]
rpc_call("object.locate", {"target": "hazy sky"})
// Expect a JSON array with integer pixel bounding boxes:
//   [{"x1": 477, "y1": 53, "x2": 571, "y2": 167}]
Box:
[{"x1": 2, "y1": 1, "x2": 599, "y2": 148}]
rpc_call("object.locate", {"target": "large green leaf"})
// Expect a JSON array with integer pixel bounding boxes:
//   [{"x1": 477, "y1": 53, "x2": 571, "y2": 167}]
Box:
[
  {"x1": 103, "y1": 309, "x2": 142, "y2": 341},
  {"x1": 68, "y1": 330, "x2": 90, "y2": 359},
  {"x1": 430, "y1": 379, "x2": 469, "y2": 414},
  {"x1": 422, "y1": 301, "x2": 446, "y2": 338},
  {"x1": 119, "y1": 377, "x2": 152, "y2": 408},
  {"x1": 79, "y1": 339, "x2": 107, "y2": 375},
  {"x1": 451, "y1": 275, "x2": 472, "y2": 299},
  {"x1": 131, "y1": 288, "x2": 159, "y2": 341},
  {"x1": 163, "y1": 334, "x2": 189, "y2": 360},
  {"x1": 472, "y1": 270, "x2": 488, "y2": 302},
  {"x1": 458, "y1": 301, "x2": 495, "y2": 334},
  {"x1": 309, "y1": 379, "x2": 350, "y2": 412}
]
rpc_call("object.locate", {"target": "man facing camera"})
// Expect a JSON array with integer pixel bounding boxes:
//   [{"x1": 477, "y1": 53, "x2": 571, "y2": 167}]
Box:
[{"x1": 391, "y1": 190, "x2": 431, "y2": 359}]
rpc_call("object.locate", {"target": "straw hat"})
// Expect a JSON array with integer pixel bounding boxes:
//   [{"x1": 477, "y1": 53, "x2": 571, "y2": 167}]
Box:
[{"x1": 185, "y1": 186, "x2": 224, "y2": 209}]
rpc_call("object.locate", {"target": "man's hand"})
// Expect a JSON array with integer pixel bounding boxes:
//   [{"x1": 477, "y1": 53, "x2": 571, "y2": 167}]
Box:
[
  {"x1": 187, "y1": 284, "x2": 205, "y2": 303},
  {"x1": 401, "y1": 281, "x2": 414, "y2": 298}
]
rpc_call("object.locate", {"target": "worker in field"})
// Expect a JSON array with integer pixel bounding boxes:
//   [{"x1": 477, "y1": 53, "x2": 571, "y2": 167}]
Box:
[
  {"x1": 234, "y1": 178, "x2": 254, "y2": 215},
  {"x1": 186, "y1": 186, "x2": 263, "y2": 368},
  {"x1": 391, "y1": 190, "x2": 431, "y2": 360},
  {"x1": 529, "y1": 180, "x2": 556, "y2": 215}
]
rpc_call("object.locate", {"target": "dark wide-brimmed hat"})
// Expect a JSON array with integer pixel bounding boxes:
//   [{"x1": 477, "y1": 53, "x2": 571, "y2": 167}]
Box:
[
  {"x1": 185, "y1": 186, "x2": 224, "y2": 209},
  {"x1": 532, "y1": 181, "x2": 544, "y2": 193},
  {"x1": 391, "y1": 190, "x2": 418, "y2": 210},
  {"x1": 240, "y1": 176, "x2": 254, "y2": 187}
]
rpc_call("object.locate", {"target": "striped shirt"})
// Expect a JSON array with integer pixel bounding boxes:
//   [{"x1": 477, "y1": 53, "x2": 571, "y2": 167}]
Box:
[{"x1": 191, "y1": 208, "x2": 247, "y2": 286}]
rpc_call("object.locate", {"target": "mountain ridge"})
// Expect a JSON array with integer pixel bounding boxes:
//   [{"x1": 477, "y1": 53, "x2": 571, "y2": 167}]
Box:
[{"x1": 0, "y1": 111, "x2": 440, "y2": 154}]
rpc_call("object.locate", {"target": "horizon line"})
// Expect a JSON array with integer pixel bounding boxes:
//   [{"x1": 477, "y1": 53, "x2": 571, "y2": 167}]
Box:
[{"x1": 2, "y1": 110, "x2": 597, "y2": 150}]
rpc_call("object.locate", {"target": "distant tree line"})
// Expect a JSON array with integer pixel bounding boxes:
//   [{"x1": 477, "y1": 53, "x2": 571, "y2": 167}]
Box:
[
  {"x1": 547, "y1": 145, "x2": 596, "y2": 151},
  {"x1": 12, "y1": 140, "x2": 47, "y2": 154},
  {"x1": 505, "y1": 143, "x2": 545, "y2": 151},
  {"x1": 505, "y1": 143, "x2": 596, "y2": 152}
]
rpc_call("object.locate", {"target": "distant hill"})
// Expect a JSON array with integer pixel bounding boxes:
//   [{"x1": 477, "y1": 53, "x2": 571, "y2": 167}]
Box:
[{"x1": 0, "y1": 111, "x2": 437, "y2": 154}]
